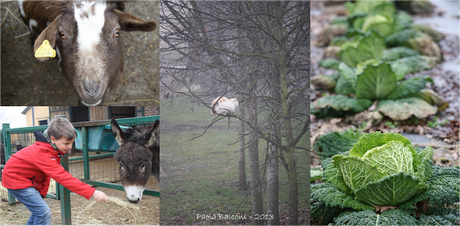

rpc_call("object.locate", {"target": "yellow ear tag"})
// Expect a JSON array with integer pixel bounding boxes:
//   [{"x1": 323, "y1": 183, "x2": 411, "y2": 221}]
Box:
[{"x1": 35, "y1": 40, "x2": 56, "y2": 58}]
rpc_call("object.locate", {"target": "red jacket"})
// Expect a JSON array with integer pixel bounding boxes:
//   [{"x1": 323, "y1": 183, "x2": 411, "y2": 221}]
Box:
[{"x1": 2, "y1": 132, "x2": 95, "y2": 200}]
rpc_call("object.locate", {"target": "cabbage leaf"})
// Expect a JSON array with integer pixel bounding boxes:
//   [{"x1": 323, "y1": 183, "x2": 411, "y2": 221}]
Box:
[
  {"x1": 349, "y1": 132, "x2": 415, "y2": 158},
  {"x1": 376, "y1": 98, "x2": 437, "y2": 120},
  {"x1": 313, "y1": 95, "x2": 373, "y2": 113},
  {"x1": 311, "y1": 183, "x2": 373, "y2": 212},
  {"x1": 382, "y1": 47, "x2": 419, "y2": 62},
  {"x1": 334, "y1": 209, "x2": 418, "y2": 226},
  {"x1": 355, "y1": 62, "x2": 396, "y2": 100},
  {"x1": 339, "y1": 31, "x2": 385, "y2": 67},
  {"x1": 333, "y1": 155, "x2": 387, "y2": 192},
  {"x1": 355, "y1": 173, "x2": 424, "y2": 206},
  {"x1": 362, "y1": 141, "x2": 414, "y2": 175},
  {"x1": 313, "y1": 131, "x2": 363, "y2": 160},
  {"x1": 386, "y1": 75, "x2": 433, "y2": 100}
]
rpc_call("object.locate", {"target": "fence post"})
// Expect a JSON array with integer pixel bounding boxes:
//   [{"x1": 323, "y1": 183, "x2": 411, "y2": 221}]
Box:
[
  {"x1": 57, "y1": 115, "x2": 71, "y2": 225},
  {"x1": 59, "y1": 152, "x2": 72, "y2": 225},
  {"x1": 82, "y1": 127, "x2": 90, "y2": 180},
  {"x1": 2, "y1": 123, "x2": 16, "y2": 205}
]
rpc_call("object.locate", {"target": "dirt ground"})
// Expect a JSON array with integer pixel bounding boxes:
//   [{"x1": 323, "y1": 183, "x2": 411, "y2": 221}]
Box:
[
  {"x1": 0, "y1": 176, "x2": 159, "y2": 225},
  {"x1": 1, "y1": 1, "x2": 159, "y2": 106}
]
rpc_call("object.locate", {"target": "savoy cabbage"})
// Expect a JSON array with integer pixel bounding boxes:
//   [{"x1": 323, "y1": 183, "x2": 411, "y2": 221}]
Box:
[{"x1": 311, "y1": 132, "x2": 460, "y2": 225}]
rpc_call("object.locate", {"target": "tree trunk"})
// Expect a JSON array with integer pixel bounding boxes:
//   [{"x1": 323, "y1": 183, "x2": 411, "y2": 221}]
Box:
[
  {"x1": 248, "y1": 94, "x2": 263, "y2": 225},
  {"x1": 279, "y1": 50, "x2": 298, "y2": 225},
  {"x1": 268, "y1": 71, "x2": 281, "y2": 225},
  {"x1": 305, "y1": 100, "x2": 311, "y2": 225},
  {"x1": 238, "y1": 101, "x2": 247, "y2": 190},
  {"x1": 305, "y1": 31, "x2": 312, "y2": 224},
  {"x1": 267, "y1": 142, "x2": 279, "y2": 225}
]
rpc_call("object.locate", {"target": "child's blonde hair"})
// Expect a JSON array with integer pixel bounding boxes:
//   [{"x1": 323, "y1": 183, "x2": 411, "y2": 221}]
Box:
[{"x1": 48, "y1": 117, "x2": 77, "y2": 140}]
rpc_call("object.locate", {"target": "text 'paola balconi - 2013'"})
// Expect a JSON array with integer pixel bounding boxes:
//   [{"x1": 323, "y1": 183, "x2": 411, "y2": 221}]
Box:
[
  {"x1": 196, "y1": 213, "x2": 248, "y2": 221},
  {"x1": 196, "y1": 213, "x2": 275, "y2": 221}
]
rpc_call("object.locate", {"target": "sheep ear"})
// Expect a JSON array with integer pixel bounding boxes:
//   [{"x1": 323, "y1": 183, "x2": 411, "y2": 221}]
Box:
[
  {"x1": 114, "y1": 9, "x2": 157, "y2": 32},
  {"x1": 111, "y1": 119, "x2": 127, "y2": 145},
  {"x1": 34, "y1": 14, "x2": 62, "y2": 62},
  {"x1": 144, "y1": 120, "x2": 160, "y2": 148}
]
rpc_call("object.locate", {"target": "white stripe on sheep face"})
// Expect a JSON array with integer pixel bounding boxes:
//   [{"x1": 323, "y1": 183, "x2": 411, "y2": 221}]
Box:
[{"x1": 74, "y1": 1, "x2": 106, "y2": 52}]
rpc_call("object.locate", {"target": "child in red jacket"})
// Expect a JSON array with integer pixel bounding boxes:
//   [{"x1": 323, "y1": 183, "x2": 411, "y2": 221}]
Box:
[{"x1": 2, "y1": 117, "x2": 108, "y2": 225}]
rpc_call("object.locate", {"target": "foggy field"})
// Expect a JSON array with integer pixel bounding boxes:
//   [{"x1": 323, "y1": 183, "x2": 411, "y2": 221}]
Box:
[{"x1": 160, "y1": 98, "x2": 310, "y2": 225}]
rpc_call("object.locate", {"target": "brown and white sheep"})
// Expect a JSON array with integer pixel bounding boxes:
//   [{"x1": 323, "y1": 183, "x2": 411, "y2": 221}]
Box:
[{"x1": 17, "y1": 0, "x2": 157, "y2": 106}]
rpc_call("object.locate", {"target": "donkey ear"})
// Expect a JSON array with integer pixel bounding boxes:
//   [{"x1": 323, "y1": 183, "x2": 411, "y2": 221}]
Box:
[
  {"x1": 111, "y1": 119, "x2": 127, "y2": 145},
  {"x1": 144, "y1": 120, "x2": 159, "y2": 148},
  {"x1": 114, "y1": 9, "x2": 157, "y2": 32},
  {"x1": 34, "y1": 14, "x2": 62, "y2": 61}
]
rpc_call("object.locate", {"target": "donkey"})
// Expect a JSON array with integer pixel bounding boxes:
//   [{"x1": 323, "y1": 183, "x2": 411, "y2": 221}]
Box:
[
  {"x1": 111, "y1": 119, "x2": 159, "y2": 203},
  {"x1": 17, "y1": 0, "x2": 157, "y2": 106}
]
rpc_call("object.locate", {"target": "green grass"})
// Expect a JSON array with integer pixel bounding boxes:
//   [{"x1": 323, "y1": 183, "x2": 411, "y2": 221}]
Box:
[
  {"x1": 160, "y1": 98, "x2": 310, "y2": 224},
  {"x1": 160, "y1": 97, "x2": 215, "y2": 125}
]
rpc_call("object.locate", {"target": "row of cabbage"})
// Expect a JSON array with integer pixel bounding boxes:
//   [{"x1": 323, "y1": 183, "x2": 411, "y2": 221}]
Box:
[
  {"x1": 311, "y1": 0, "x2": 449, "y2": 121},
  {"x1": 310, "y1": 1, "x2": 459, "y2": 225}
]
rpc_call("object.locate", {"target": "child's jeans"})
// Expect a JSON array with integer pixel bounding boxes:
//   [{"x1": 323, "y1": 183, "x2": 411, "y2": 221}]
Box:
[{"x1": 7, "y1": 187, "x2": 51, "y2": 225}]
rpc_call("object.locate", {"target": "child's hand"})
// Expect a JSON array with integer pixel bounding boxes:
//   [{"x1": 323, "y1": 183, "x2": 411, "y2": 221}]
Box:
[{"x1": 92, "y1": 190, "x2": 108, "y2": 202}]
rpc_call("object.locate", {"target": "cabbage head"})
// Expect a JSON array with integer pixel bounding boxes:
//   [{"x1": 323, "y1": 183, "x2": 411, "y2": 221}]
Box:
[{"x1": 330, "y1": 132, "x2": 433, "y2": 207}]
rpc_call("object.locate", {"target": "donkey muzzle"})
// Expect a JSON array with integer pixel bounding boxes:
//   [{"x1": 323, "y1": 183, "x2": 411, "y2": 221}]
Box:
[{"x1": 124, "y1": 185, "x2": 144, "y2": 204}]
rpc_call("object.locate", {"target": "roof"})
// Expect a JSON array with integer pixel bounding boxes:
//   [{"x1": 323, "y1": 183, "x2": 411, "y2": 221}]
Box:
[{"x1": 21, "y1": 106, "x2": 32, "y2": 115}]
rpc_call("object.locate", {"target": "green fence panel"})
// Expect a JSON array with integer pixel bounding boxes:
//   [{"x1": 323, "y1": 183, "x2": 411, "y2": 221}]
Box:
[{"x1": 2, "y1": 123, "x2": 16, "y2": 205}]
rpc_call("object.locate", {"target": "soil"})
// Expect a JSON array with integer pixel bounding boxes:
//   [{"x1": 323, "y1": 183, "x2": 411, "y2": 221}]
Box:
[
  {"x1": 310, "y1": 2, "x2": 459, "y2": 168},
  {"x1": 0, "y1": 1, "x2": 159, "y2": 106}
]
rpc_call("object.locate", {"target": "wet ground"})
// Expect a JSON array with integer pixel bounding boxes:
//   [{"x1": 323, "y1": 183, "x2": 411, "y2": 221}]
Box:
[
  {"x1": 413, "y1": 1, "x2": 460, "y2": 116},
  {"x1": 1, "y1": 1, "x2": 159, "y2": 106},
  {"x1": 310, "y1": 1, "x2": 459, "y2": 167}
]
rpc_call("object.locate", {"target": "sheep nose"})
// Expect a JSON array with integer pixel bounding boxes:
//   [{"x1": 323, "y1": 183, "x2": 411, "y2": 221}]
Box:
[{"x1": 83, "y1": 78, "x2": 100, "y2": 96}]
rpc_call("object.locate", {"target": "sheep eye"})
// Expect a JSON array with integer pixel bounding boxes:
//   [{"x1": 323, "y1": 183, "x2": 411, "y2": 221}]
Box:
[
  {"x1": 114, "y1": 29, "x2": 120, "y2": 38},
  {"x1": 59, "y1": 31, "x2": 66, "y2": 40},
  {"x1": 120, "y1": 164, "x2": 124, "y2": 171}
]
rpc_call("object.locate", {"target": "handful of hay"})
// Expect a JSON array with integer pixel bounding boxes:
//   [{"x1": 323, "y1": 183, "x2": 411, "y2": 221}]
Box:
[{"x1": 75, "y1": 196, "x2": 146, "y2": 225}]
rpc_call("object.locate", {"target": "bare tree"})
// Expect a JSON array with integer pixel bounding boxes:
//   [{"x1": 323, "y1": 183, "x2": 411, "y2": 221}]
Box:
[
  {"x1": 238, "y1": 101, "x2": 247, "y2": 190},
  {"x1": 161, "y1": 1, "x2": 310, "y2": 224}
]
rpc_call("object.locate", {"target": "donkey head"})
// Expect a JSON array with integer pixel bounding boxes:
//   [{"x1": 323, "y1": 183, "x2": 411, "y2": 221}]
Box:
[{"x1": 111, "y1": 119, "x2": 159, "y2": 203}]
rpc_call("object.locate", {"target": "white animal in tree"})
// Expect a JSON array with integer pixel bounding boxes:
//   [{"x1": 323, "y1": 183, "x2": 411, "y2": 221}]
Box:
[{"x1": 211, "y1": 97, "x2": 239, "y2": 115}]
